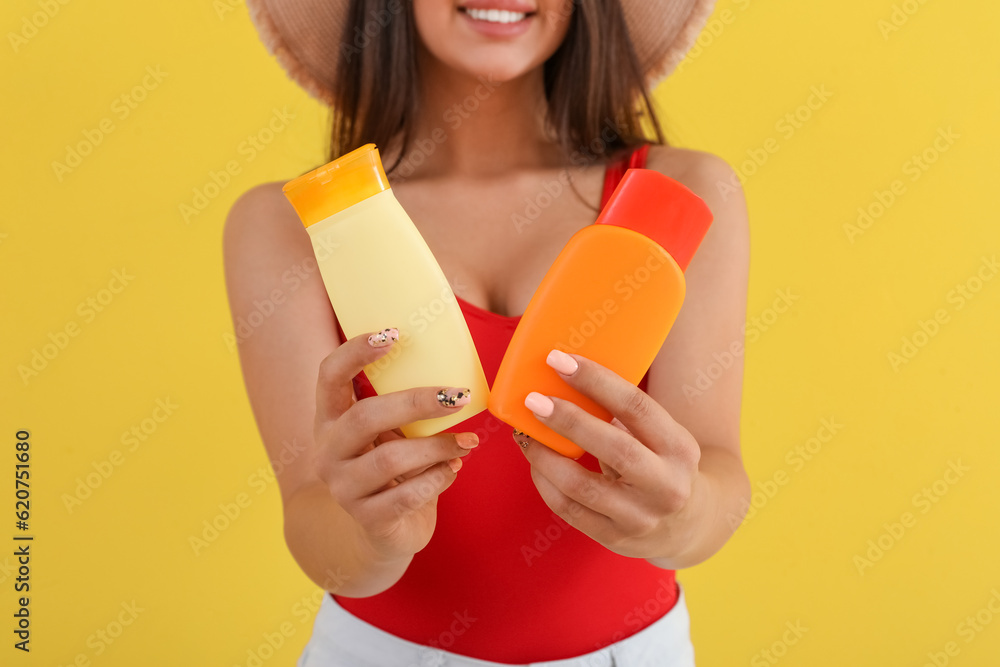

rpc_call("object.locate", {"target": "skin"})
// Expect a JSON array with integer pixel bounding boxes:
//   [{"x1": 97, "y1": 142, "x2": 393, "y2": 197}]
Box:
[{"x1": 222, "y1": 0, "x2": 751, "y2": 597}]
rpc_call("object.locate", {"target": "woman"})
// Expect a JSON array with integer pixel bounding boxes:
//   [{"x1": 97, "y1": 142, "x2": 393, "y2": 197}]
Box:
[{"x1": 224, "y1": 0, "x2": 751, "y2": 664}]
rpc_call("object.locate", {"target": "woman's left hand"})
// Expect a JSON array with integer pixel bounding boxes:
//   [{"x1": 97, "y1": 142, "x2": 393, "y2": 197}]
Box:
[{"x1": 513, "y1": 348, "x2": 702, "y2": 561}]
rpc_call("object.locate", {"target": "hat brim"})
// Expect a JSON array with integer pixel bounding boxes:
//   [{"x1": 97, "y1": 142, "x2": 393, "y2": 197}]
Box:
[{"x1": 247, "y1": 0, "x2": 717, "y2": 106}]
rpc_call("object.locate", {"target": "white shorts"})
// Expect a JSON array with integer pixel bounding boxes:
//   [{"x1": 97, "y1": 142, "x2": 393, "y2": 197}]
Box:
[{"x1": 296, "y1": 582, "x2": 696, "y2": 667}]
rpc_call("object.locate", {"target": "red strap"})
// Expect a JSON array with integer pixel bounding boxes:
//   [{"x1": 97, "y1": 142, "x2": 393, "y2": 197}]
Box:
[
  {"x1": 629, "y1": 143, "x2": 650, "y2": 169},
  {"x1": 600, "y1": 144, "x2": 650, "y2": 209}
]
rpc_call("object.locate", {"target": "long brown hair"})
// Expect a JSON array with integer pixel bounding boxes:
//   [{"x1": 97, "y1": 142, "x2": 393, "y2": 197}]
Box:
[{"x1": 329, "y1": 0, "x2": 665, "y2": 171}]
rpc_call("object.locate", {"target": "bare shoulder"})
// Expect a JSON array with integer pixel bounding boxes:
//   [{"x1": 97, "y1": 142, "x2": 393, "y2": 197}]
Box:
[
  {"x1": 222, "y1": 180, "x2": 317, "y2": 293},
  {"x1": 222, "y1": 181, "x2": 341, "y2": 506},
  {"x1": 644, "y1": 144, "x2": 749, "y2": 269},
  {"x1": 223, "y1": 181, "x2": 301, "y2": 259},
  {"x1": 645, "y1": 145, "x2": 747, "y2": 220},
  {"x1": 225, "y1": 180, "x2": 294, "y2": 227},
  {"x1": 640, "y1": 149, "x2": 749, "y2": 456}
]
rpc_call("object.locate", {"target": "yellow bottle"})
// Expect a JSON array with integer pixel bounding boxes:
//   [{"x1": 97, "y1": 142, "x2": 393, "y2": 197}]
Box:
[{"x1": 282, "y1": 144, "x2": 489, "y2": 437}]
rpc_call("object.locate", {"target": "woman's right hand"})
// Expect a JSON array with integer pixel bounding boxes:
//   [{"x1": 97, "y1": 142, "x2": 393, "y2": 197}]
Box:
[{"x1": 311, "y1": 327, "x2": 478, "y2": 565}]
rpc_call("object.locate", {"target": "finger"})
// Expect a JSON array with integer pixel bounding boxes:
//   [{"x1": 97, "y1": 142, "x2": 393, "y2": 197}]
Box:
[
  {"x1": 527, "y1": 465, "x2": 620, "y2": 545},
  {"x1": 375, "y1": 430, "x2": 422, "y2": 484},
  {"x1": 598, "y1": 459, "x2": 622, "y2": 482},
  {"x1": 515, "y1": 428, "x2": 621, "y2": 481},
  {"x1": 316, "y1": 328, "x2": 401, "y2": 423},
  {"x1": 351, "y1": 432, "x2": 478, "y2": 498},
  {"x1": 530, "y1": 466, "x2": 665, "y2": 555},
  {"x1": 337, "y1": 385, "x2": 474, "y2": 455},
  {"x1": 599, "y1": 418, "x2": 631, "y2": 479},
  {"x1": 523, "y1": 391, "x2": 664, "y2": 491},
  {"x1": 542, "y1": 349, "x2": 688, "y2": 459},
  {"x1": 522, "y1": 436, "x2": 656, "y2": 537},
  {"x1": 358, "y1": 459, "x2": 462, "y2": 525}
]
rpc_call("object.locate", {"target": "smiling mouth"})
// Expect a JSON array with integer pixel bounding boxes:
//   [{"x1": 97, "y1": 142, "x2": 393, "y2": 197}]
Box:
[{"x1": 459, "y1": 7, "x2": 535, "y2": 24}]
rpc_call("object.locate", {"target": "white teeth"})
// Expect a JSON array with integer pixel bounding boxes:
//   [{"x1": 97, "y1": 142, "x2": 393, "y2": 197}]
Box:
[{"x1": 465, "y1": 8, "x2": 528, "y2": 23}]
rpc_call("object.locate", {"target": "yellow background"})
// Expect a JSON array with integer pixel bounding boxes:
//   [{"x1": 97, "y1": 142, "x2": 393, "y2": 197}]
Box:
[{"x1": 2, "y1": 0, "x2": 998, "y2": 664}]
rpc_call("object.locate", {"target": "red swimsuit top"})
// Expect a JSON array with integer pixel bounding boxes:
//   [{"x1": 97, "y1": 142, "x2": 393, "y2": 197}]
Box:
[{"x1": 332, "y1": 144, "x2": 679, "y2": 663}]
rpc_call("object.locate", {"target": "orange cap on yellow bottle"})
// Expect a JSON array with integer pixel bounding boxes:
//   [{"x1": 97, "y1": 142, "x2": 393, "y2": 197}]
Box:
[{"x1": 282, "y1": 143, "x2": 390, "y2": 228}]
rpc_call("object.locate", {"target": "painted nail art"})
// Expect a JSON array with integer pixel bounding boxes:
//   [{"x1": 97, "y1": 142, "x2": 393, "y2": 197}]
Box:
[
  {"x1": 512, "y1": 429, "x2": 530, "y2": 450},
  {"x1": 437, "y1": 388, "x2": 472, "y2": 408},
  {"x1": 368, "y1": 328, "x2": 399, "y2": 347}
]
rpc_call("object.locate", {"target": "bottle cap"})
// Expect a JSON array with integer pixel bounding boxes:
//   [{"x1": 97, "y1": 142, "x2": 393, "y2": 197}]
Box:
[
  {"x1": 282, "y1": 143, "x2": 390, "y2": 227},
  {"x1": 595, "y1": 169, "x2": 713, "y2": 271}
]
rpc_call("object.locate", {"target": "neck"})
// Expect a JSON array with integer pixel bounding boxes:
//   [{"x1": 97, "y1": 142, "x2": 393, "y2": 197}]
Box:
[{"x1": 392, "y1": 44, "x2": 565, "y2": 180}]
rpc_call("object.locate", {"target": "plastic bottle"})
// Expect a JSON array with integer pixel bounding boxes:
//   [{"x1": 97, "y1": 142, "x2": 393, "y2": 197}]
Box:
[
  {"x1": 488, "y1": 168, "x2": 713, "y2": 458},
  {"x1": 282, "y1": 143, "x2": 489, "y2": 437}
]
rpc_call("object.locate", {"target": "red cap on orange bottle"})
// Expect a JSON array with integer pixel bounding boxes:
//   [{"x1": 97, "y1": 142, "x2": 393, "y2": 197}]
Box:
[{"x1": 595, "y1": 169, "x2": 713, "y2": 271}]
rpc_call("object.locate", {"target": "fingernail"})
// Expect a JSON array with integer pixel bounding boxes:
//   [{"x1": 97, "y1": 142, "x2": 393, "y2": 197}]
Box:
[
  {"x1": 525, "y1": 392, "x2": 554, "y2": 418},
  {"x1": 368, "y1": 328, "x2": 399, "y2": 347},
  {"x1": 512, "y1": 429, "x2": 530, "y2": 450},
  {"x1": 438, "y1": 388, "x2": 472, "y2": 408},
  {"x1": 455, "y1": 432, "x2": 479, "y2": 449},
  {"x1": 546, "y1": 349, "x2": 579, "y2": 376},
  {"x1": 447, "y1": 457, "x2": 463, "y2": 473}
]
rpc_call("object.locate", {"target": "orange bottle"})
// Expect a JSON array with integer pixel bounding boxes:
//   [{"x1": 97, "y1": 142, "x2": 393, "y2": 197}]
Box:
[{"x1": 487, "y1": 168, "x2": 713, "y2": 458}]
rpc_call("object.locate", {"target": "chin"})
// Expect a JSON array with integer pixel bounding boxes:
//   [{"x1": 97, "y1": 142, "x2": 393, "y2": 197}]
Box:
[
  {"x1": 414, "y1": 0, "x2": 570, "y2": 84},
  {"x1": 446, "y1": 48, "x2": 540, "y2": 83}
]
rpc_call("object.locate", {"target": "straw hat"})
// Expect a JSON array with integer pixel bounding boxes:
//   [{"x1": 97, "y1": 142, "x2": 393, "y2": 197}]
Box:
[{"x1": 247, "y1": 0, "x2": 716, "y2": 106}]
